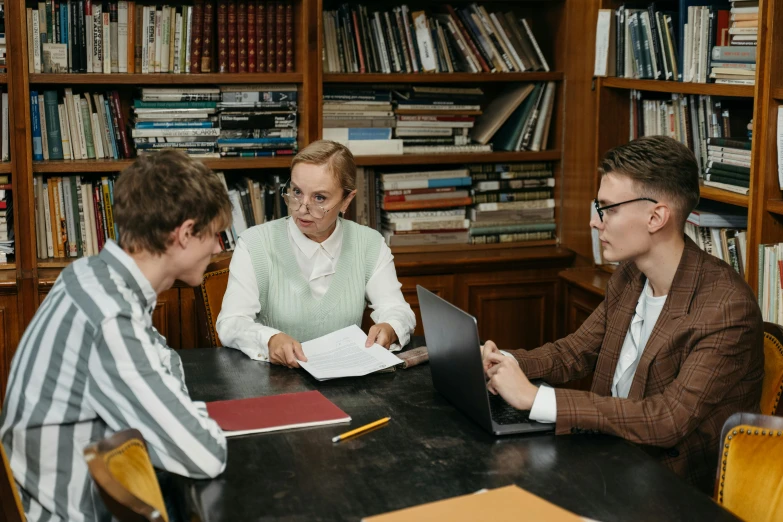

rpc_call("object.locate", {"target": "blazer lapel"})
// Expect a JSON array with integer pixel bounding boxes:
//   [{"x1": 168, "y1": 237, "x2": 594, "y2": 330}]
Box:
[
  {"x1": 592, "y1": 263, "x2": 645, "y2": 396},
  {"x1": 627, "y1": 237, "x2": 703, "y2": 399}
]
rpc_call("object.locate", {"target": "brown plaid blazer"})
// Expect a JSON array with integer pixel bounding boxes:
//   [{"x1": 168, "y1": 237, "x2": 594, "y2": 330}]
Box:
[{"x1": 512, "y1": 237, "x2": 764, "y2": 492}]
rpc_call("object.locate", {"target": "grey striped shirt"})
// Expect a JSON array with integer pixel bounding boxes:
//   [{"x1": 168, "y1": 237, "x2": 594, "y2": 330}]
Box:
[{"x1": 0, "y1": 241, "x2": 227, "y2": 522}]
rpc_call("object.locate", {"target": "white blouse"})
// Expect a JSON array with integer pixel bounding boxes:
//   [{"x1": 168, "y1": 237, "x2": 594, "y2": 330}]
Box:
[{"x1": 216, "y1": 218, "x2": 416, "y2": 361}]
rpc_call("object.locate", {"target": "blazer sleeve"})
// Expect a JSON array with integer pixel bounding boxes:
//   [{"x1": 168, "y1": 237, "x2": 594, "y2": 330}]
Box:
[
  {"x1": 508, "y1": 294, "x2": 608, "y2": 385},
  {"x1": 551, "y1": 294, "x2": 762, "y2": 448}
]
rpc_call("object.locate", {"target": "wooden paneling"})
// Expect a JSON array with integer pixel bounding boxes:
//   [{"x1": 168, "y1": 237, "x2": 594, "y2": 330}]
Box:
[
  {"x1": 457, "y1": 271, "x2": 561, "y2": 351},
  {"x1": 179, "y1": 287, "x2": 199, "y2": 349},
  {"x1": 398, "y1": 275, "x2": 455, "y2": 336},
  {"x1": 0, "y1": 293, "x2": 20, "y2": 403},
  {"x1": 153, "y1": 288, "x2": 181, "y2": 349}
]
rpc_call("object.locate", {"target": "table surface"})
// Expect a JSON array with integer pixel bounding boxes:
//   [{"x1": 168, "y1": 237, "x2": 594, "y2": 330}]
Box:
[{"x1": 178, "y1": 345, "x2": 738, "y2": 522}]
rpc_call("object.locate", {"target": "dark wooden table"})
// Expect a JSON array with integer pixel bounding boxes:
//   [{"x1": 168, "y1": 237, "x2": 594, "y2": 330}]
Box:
[{"x1": 178, "y1": 345, "x2": 738, "y2": 522}]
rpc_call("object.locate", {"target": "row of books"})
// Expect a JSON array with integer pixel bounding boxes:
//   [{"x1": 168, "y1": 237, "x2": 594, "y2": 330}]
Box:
[
  {"x1": 594, "y1": 1, "x2": 757, "y2": 85},
  {"x1": 354, "y1": 162, "x2": 555, "y2": 246},
  {"x1": 30, "y1": 85, "x2": 298, "y2": 161},
  {"x1": 0, "y1": 180, "x2": 11, "y2": 263},
  {"x1": 759, "y1": 242, "x2": 783, "y2": 325},
  {"x1": 628, "y1": 90, "x2": 752, "y2": 193},
  {"x1": 27, "y1": 0, "x2": 294, "y2": 75},
  {"x1": 216, "y1": 172, "x2": 286, "y2": 252},
  {"x1": 322, "y1": 82, "x2": 555, "y2": 156},
  {"x1": 684, "y1": 205, "x2": 748, "y2": 276},
  {"x1": 33, "y1": 175, "x2": 117, "y2": 260},
  {"x1": 0, "y1": 1, "x2": 5, "y2": 71},
  {"x1": 322, "y1": 2, "x2": 549, "y2": 74},
  {"x1": 0, "y1": 89, "x2": 8, "y2": 161}
]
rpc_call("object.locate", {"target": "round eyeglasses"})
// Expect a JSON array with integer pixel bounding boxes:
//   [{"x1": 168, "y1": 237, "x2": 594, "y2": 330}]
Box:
[{"x1": 281, "y1": 185, "x2": 341, "y2": 219}]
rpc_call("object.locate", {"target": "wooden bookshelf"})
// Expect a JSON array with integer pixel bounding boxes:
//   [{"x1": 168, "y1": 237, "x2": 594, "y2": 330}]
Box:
[
  {"x1": 29, "y1": 73, "x2": 304, "y2": 85},
  {"x1": 766, "y1": 200, "x2": 783, "y2": 216},
  {"x1": 699, "y1": 185, "x2": 750, "y2": 208},
  {"x1": 354, "y1": 150, "x2": 561, "y2": 167},
  {"x1": 601, "y1": 77, "x2": 756, "y2": 98},
  {"x1": 324, "y1": 72, "x2": 565, "y2": 84},
  {"x1": 0, "y1": 263, "x2": 16, "y2": 271},
  {"x1": 0, "y1": 163, "x2": 11, "y2": 174},
  {"x1": 0, "y1": 74, "x2": 7, "y2": 85},
  {"x1": 32, "y1": 157, "x2": 293, "y2": 173},
  {"x1": 771, "y1": 88, "x2": 783, "y2": 101}
]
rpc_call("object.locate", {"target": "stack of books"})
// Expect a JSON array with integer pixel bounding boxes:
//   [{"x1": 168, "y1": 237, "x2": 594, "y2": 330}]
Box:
[
  {"x1": 393, "y1": 86, "x2": 489, "y2": 155},
  {"x1": 132, "y1": 88, "x2": 220, "y2": 158},
  {"x1": 379, "y1": 168, "x2": 472, "y2": 246},
  {"x1": 321, "y1": 3, "x2": 549, "y2": 74},
  {"x1": 703, "y1": 137, "x2": 751, "y2": 195},
  {"x1": 468, "y1": 162, "x2": 555, "y2": 244},
  {"x1": 322, "y1": 87, "x2": 398, "y2": 155},
  {"x1": 216, "y1": 84, "x2": 298, "y2": 158},
  {"x1": 0, "y1": 185, "x2": 11, "y2": 263},
  {"x1": 758, "y1": 242, "x2": 783, "y2": 325},
  {"x1": 710, "y1": 1, "x2": 758, "y2": 85},
  {"x1": 685, "y1": 202, "x2": 747, "y2": 276},
  {"x1": 33, "y1": 176, "x2": 118, "y2": 260},
  {"x1": 27, "y1": 0, "x2": 295, "y2": 75},
  {"x1": 31, "y1": 89, "x2": 133, "y2": 161}
]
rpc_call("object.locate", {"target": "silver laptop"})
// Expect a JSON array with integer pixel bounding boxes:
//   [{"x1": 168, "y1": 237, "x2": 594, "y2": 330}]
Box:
[{"x1": 417, "y1": 285, "x2": 555, "y2": 436}]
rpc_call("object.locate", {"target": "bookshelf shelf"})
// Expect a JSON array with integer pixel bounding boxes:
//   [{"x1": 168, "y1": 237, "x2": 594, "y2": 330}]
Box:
[
  {"x1": 699, "y1": 184, "x2": 749, "y2": 207},
  {"x1": 601, "y1": 77, "x2": 755, "y2": 98},
  {"x1": 32, "y1": 157, "x2": 293, "y2": 173},
  {"x1": 0, "y1": 74, "x2": 7, "y2": 85},
  {"x1": 354, "y1": 150, "x2": 561, "y2": 167},
  {"x1": 766, "y1": 199, "x2": 783, "y2": 215},
  {"x1": 0, "y1": 263, "x2": 16, "y2": 272},
  {"x1": 28, "y1": 73, "x2": 304, "y2": 85},
  {"x1": 323, "y1": 72, "x2": 565, "y2": 84},
  {"x1": 0, "y1": 164, "x2": 10, "y2": 174},
  {"x1": 772, "y1": 88, "x2": 783, "y2": 101}
]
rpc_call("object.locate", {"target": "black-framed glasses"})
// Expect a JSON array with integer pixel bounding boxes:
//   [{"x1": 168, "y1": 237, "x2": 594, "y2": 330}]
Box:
[
  {"x1": 280, "y1": 180, "x2": 343, "y2": 219},
  {"x1": 594, "y1": 197, "x2": 658, "y2": 222}
]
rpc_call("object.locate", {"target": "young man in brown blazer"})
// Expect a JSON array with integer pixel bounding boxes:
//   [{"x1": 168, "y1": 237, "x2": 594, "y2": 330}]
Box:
[{"x1": 482, "y1": 135, "x2": 764, "y2": 493}]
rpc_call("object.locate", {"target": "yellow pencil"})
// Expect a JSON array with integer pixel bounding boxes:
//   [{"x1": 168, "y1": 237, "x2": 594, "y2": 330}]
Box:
[{"x1": 332, "y1": 417, "x2": 391, "y2": 443}]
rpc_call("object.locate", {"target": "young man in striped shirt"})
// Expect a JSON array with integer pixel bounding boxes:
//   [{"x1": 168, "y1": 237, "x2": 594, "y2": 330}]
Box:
[{"x1": 0, "y1": 151, "x2": 233, "y2": 522}]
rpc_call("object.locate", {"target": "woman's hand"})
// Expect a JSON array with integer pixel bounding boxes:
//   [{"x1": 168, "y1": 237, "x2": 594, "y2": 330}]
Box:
[
  {"x1": 365, "y1": 323, "x2": 398, "y2": 349},
  {"x1": 268, "y1": 333, "x2": 308, "y2": 368}
]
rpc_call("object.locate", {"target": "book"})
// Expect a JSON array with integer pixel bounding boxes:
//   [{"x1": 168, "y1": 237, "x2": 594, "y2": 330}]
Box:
[
  {"x1": 206, "y1": 390, "x2": 351, "y2": 437},
  {"x1": 470, "y1": 83, "x2": 534, "y2": 145}
]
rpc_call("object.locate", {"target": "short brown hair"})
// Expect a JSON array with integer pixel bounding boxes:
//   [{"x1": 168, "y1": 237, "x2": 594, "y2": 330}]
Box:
[
  {"x1": 290, "y1": 140, "x2": 356, "y2": 193},
  {"x1": 599, "y1": 136, "x2": 700, "y2": 227},
  {"x1": 113, "y1": 151, "x2": 232, "y2": 255}
]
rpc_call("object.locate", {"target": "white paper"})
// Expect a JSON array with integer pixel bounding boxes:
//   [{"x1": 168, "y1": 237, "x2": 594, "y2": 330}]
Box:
[{"x1": 298, "y1": 325, "x2": 403, "y2": 381}]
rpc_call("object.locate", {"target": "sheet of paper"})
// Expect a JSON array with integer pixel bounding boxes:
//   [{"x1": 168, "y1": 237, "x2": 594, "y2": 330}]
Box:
[{"x1": 298, "y1": 325, "x2": 403, "y2": 381}]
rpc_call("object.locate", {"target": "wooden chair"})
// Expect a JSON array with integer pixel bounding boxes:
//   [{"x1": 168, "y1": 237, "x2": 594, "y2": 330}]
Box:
[
  {"x1": 83, "y1": 429, "x2": 169, "y2": 522},
  {"x1": 194, "y1": 257, "x2": 232, "y2": 347},
  {"x1": 762, "y1": 322, "x2": 783, "y2": 416},
  {"x1": 714, "y1": 412, "x2": 783, "y2": 522},
  {"x1": 1, "y1": 437, "x2": 25, "y2": 522}
]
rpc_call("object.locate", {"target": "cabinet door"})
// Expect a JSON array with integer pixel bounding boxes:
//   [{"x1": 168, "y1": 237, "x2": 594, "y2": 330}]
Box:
[
  {"x1": 0, "y1": 293, "x2": 21, "y2": 403},
  {"x1": 153, "y1": 288, "x2": 181, "y2": 348},
  {"x1": 562, "y1": 284, "x2": 604, "y2": 337},
  {"x1": 179, "y1": 286, "x2": 199, "y2": 349},
  {"x1": 456, "y1": 271, "x2": 559, "y2": 351}
]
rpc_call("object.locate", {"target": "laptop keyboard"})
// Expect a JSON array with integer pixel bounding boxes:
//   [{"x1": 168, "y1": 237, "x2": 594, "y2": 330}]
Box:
[{"x1": 488, "y1": 394, "x2": 531, "y2": 425}]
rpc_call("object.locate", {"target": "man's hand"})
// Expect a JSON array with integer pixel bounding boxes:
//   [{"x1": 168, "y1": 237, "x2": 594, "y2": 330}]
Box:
[
  {"x1": 486, "y1": 352, "x2": 539, "y2": 411},
  {"x1": 481, "y1": 340, "x2": 501, "y2": 375},
  {"x1": 268, "y1": 333, "x2": 308, "y2": 368},
  {"x1": 365, "y1": 323, "x2": 397, "y2": 349}
]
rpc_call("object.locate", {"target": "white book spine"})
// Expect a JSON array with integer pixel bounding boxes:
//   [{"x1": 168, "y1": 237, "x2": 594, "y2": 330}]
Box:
[
  {"x1": 777, "y1": 106, "x2": 783, "y2": 190},
  {"x1": 61, "y1": 179, "x2": 76, "y2": 257},
  {"x1": 521, "y1": 18, "x2": 549, "y2": 71},
  {"x1": 103, "y1": 12, "x2": 112, "y2": 74},
  {"x1": 118, "y1": 1, "x2": 129, "y2": 73},
  {"x1": 58, "y1": 104, "x2": 73, "y2": 160},
  {"x1": 185, "y1": 6, "x2": 193, "y2": 73},
  {"x1": 154, "y1": 8, "x2": 162, "y2": 73},
  {"x1": 43, "y1": 181, "x2": 54, "y2": 258},
  {"x1": 91, "y1": 113, "x2": 105, "y2": 159},
  {"x1": 173, "y1": 12, "x2": 183, "y2": 73},
  {"x1": 81, "y1": 182, "x2": 97, "y2": 256},
  {"x1": 141, "y1": 5, "x2": 150, "y2": 73},
  {"x1": 86, "y1": 14, "x2": 94, "y2": 73},
  {"x1": 1, "y1": 93, "x2": 9, "y2": 161},
  {"x1": 34, "y1": 177, "x2": 45, "y2": 258},
  {"x1": 594, "y1": 10, "x2": 612, "y2": 76},
  {"x1": 412, "y1": 12, "x2": 437, "y2": 72},
  {"x1": 93, "y1": 4, "x2": 103, "y2": 72},
  {"x1": 73, "y1": 95, "x2": 89, "y2": 159},
  {"x1": 148, "y1": 7, "x2": 157, "y2": 72},
  {"x1": 76, "y1": 180, "x2": 88, "y2": 257},
  {"x1": 32, "y1": 10, "x2": 42, "y2": 73},
  {"x1": 63, "y1": 90, "x2": 81, "y2": 159},
  {"x1": 160, "y1": 6, "x2": 170, "y2": 73}
]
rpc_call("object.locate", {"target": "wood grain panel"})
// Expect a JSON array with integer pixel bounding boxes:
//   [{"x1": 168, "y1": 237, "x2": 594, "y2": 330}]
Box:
[
  {"x1": 0, "y1": 294, "x2": 20, "y2": 403},
  {"x1": 399, "y1": 275, "x2": 454, "y2": 336},
  {"x1": 153, "y1": 288, "x2": 180, "y2": 348},
  {"x1": 179, "y1": 287, "x2": 199, "y2": 349}
]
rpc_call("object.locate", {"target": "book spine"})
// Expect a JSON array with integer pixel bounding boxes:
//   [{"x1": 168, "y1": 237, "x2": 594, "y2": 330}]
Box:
[
  {"x1": 266, "y1": 0, "x2": 275, "y2": 71},
  {"x1": 275, "y1": 0, "x2": 284, "y2": 72},
  {"x1": 79, "y1": 97, "x2": 96, "y2": 158},
  {"x1": 31, "y1": 91, "x2": 44, "y2": 161},
  {"x1": 189, "y1": 0, "x2": 204, "y2": 73},
  {"x1": 247, "y1": 0, "x2": 256, "y2": 72},
  {"x1": 202, "y1": 0, "x2": 214, "y2": 72},
  {"x1": 110, "y1": 91, "x2": 131, "y2": 158},
  {"x1": 237, "y1": 0, "x2": 247, "y2": 72},
  {"x1": 38, "y1": 94, "x2": 49, "y2": 160},
  {"x1": 228, "y1": 0, "x2": 238, "y2": 72},
  {"x1": 284, "y1": 0, "x2": 293, "y2": 72}
]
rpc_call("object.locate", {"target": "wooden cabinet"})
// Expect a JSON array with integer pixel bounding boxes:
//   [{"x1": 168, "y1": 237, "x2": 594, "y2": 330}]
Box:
[
  {"x1": 398, "y1": 275, "x2": 454, "y2": 336},
  {"x1": 0, "y1": 285, "x2": 20, "y2": 403}
]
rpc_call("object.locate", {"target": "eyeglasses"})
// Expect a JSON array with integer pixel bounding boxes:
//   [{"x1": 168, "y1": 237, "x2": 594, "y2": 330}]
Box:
[
  {"x1": 281, "y1": 183, "x2": 342, "y2": 219},
  {"x1": 594, "y1": 197, "x2": 658, "y2": 222}
]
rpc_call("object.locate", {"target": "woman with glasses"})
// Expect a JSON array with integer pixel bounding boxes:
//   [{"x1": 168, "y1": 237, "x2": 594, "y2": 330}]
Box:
[{"x1": 216, "y1": 140, "x2": 416, "y2": 367}]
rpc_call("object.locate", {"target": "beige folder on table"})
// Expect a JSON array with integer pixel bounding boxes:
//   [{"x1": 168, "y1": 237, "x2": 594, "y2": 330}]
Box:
[{"x1": 363, "y1": 484, "x2": 585, "y2": 521}]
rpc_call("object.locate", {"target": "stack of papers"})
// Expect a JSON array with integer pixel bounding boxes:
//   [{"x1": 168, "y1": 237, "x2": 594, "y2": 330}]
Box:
[{"x1": 298, "y1": 325, "x2": 403, "y2": 381}]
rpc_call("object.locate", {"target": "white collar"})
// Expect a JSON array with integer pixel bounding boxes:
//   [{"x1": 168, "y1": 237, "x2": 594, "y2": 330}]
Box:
[
  {"x1": 287, "y1": 217, "x2": 343, "y2": 260},
  {"x1": 101, "y1": 240, "x2": 158, "y2": 307}
]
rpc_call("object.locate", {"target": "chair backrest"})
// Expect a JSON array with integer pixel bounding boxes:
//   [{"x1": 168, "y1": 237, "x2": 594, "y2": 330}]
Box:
[
  {"x1": 762, "y1": 322, "x2": 783, "y2": 416},
  {"x1": 1, "y1": 438, "x2": 25, "y2": 522},
  {"x1": 194, "y1": 257, "x2": 232, "y2": 348},
  {"x1": 714, "y1": 412, "x2": 783, "y2": 522},
  {"x1": 84, "y1": 429, "x2": 169, "y2": 522}
]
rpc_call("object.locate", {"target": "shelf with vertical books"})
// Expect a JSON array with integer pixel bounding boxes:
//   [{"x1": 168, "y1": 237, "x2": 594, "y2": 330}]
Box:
[
  {"x1": 324, "y1": 72, "x2": 564, "y2": 83},
  {"x1": 29, "y1": 73, "x2": 304, "y2": 84},
  {"x1": 600, "y1": 77, "x2": 755, "y2": 98},
  {"x1": 31, "y1": 156, "x2": 293, "y2": 172}
]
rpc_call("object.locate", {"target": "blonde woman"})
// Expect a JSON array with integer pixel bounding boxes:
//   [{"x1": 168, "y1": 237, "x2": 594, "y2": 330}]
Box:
[{"x1": 217, "y1": 140, "x2": 416, "y2": 367}]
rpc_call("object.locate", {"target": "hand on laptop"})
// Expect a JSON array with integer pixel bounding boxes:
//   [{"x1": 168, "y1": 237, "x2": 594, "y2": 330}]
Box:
[
  {"x1": 485, "y1": 352, "x2": 539, "y2": 411},
  {"x1": 480, "y1": 341, "x2": 501, "y2": 375},
  {"x1": 365, "y1": 322, "x2": 398, "y2": 349},
  {"x1": 269, "y1": 333, "x2": 308, "y2": 368}
]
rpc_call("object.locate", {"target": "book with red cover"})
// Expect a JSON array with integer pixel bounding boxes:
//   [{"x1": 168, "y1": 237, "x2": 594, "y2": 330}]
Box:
[{"x1": 206, "y1": 390, "x2": 351, "y2": 437}]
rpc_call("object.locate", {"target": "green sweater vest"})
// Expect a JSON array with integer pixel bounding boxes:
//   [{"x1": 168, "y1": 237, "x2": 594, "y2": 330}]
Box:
[{"x1": 240, "y1": 217, "x2": 383, "y2": 342}]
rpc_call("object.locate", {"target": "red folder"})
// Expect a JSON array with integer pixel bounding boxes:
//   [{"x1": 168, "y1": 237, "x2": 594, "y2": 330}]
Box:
[{"x1": 206, "y1": 390, "x2": 351, "y2": 437}]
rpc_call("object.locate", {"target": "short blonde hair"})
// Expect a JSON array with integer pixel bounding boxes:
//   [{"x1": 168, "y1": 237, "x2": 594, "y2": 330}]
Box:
[
  {"x1": 113, "y1": 151, "x2": 232, "y2": 255},
  {"x1": 290, "y1": 140, "x2": 356, "y2": 193}
]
